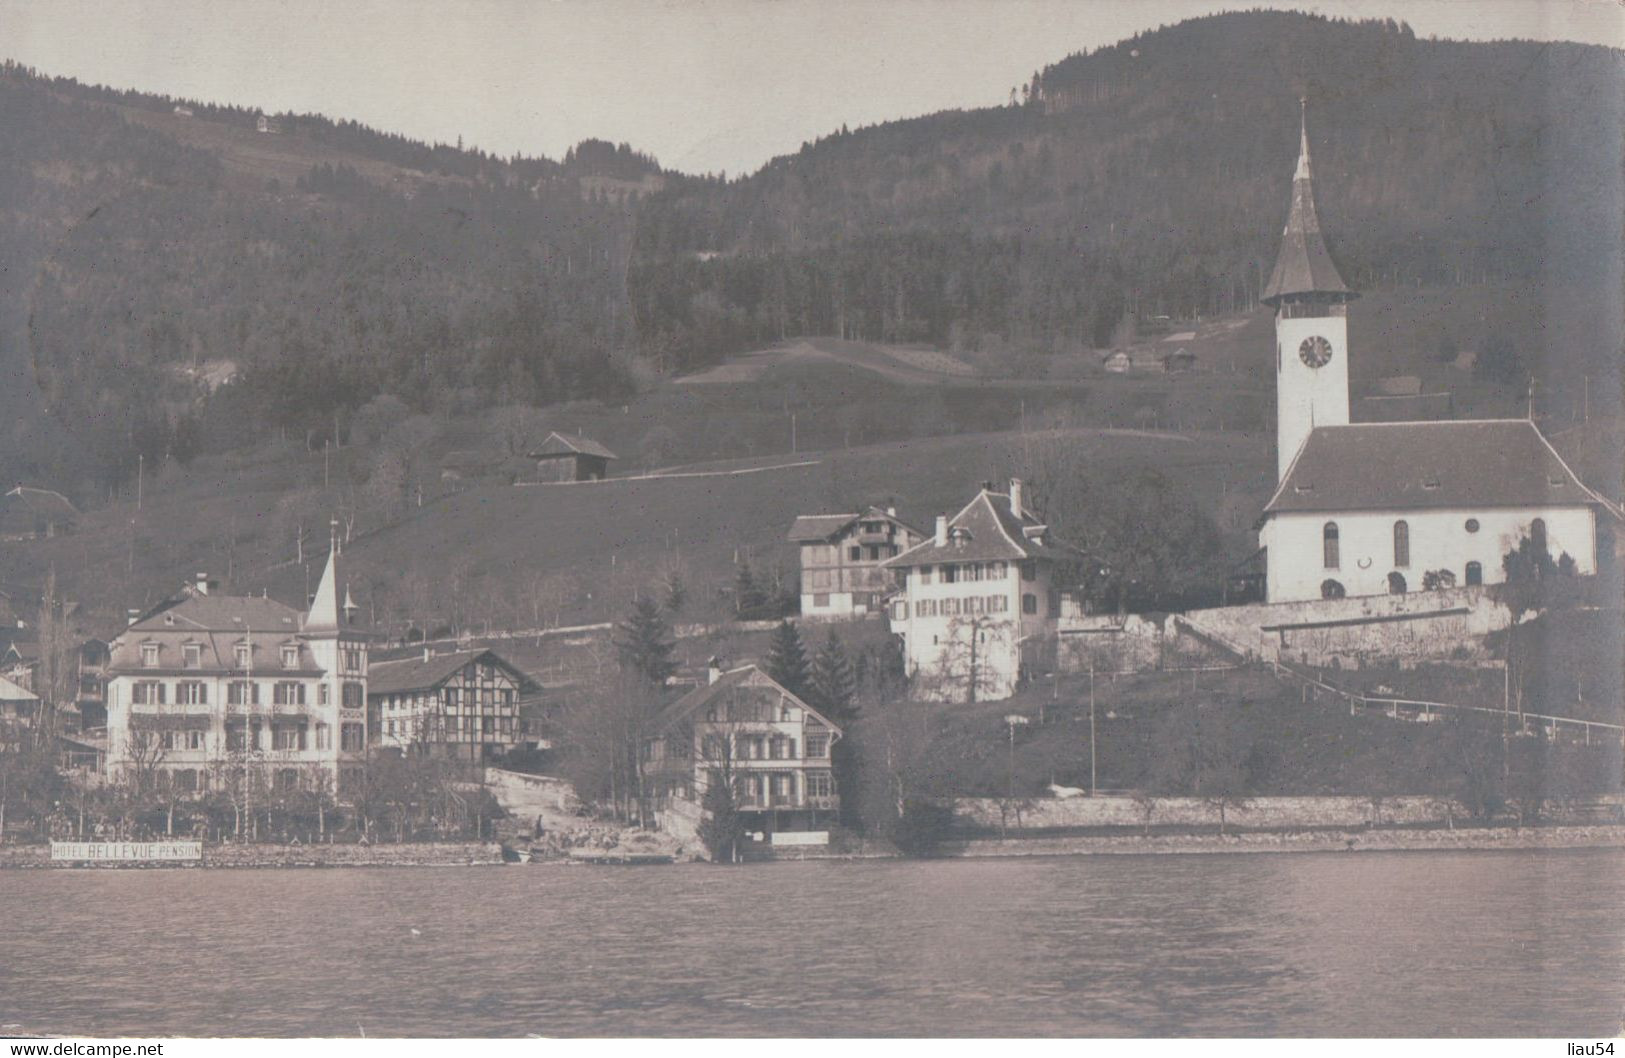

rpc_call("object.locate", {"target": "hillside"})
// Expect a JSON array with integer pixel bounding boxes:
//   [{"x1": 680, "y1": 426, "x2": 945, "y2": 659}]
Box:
[
  {"x1": 632, "y1": 11, "x2": 1623, "y2": 403},
  {"x1": 0, "y1": 63, "x2": 654, "y2": 495}
]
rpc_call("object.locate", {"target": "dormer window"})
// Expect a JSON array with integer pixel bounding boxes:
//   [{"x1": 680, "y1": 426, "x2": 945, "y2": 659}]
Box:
[
  {"x1": 234, "y1": 644, "x2": 251, "y2": 669},
  {"x1": 182, "y1": 643, "x2": 202, "y2": 669},
  {"x1": 281, "y1": 645, "x2": 299, "y2": 669},
  {"x1": 141, "y1": 643, "x2": 160, "y2": 668}
]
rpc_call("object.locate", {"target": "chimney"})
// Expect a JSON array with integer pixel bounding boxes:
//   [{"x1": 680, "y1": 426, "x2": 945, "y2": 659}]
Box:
[
  {"x1": 707, "y1": 656, "x2": 724, "y2": 685},
  {"x1": 423, "y1": 645, "x2": 431, "y2": 663},
  {"x1": 1009, "y1": 478, "x2": 1024, "y2": 517},
  {"x1": 886, "y1": 505, "x2": 897, "y2": 518},
  {"x1": 194, "y1": 572, "x2": 209, "y2": 596},
  {"x1": 934, "y1": 515, "x2": 948, "y2": 547}
]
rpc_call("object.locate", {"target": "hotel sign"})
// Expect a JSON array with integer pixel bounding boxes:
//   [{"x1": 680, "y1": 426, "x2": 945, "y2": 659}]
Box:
[{"x1": 51, "y1": 841, "x2": 203, "y2": 863}]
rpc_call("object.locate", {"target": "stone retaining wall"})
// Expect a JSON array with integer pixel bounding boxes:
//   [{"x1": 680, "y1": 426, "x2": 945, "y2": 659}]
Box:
[
  {"x1": 952, "y1": 794, "x2": 1457, "y2": 831},
  {"x1": 945, "y1": 824, "x2": 1625, "y2": 858}
]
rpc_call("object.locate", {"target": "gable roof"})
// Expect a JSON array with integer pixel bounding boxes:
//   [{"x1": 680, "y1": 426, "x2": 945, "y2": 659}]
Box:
[
  {"x1": 0, "y1": 675, "x2": 37, "y2": 702},
  {"x1": 884, "y1": 486, "x2": 1080, "y2": 567},
  {"x1": 786, "y1": 506, "x2": 922, "y2": 543},
  {"x1": 367, "y1": 648, "x2": 537, "y2": 696},
  {"x1": 1264, "y1": 420, "x2": 1612, "y2": 515},
  {"x1": 653, "y1": 665, "x2": 841, "y2": 736},
  {"x1": 531, "y1": 431, "x2": 617, "y2": 461}
]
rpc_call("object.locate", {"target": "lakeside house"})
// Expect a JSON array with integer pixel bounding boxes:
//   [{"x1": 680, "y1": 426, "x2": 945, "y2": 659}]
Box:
[
  {"x1": 103, "y1": 549, "x2": 371, "y2": 797},
  {"x1": 367, "y1": 647, "x2": 542, "y2": 763},
  {"x1": 787, "y1": 505, "x2": 923, "y2": 619},
  {"x1": 645, "y1": 663, "x2": 842, "y2": 834}
]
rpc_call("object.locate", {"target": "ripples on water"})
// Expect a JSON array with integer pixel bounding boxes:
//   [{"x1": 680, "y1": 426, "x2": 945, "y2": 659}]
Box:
[{"x1": 1, "y1": 849, "x2": 1621, "y2": 1037}]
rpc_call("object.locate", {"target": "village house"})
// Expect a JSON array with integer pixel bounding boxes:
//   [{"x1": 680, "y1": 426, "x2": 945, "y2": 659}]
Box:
[
  {"x1": 883, "y1": 478, "x2": 1082, "y2": 701},
  {"x1": 366, "y1": 647, "x2": 540, "y2": 764},
  {"x1": 1256, "y1": 105, "x2": 1618, "y2": 603},
  {"x1": 787, "y1": 505, "x2": 923, "y2": 619},
  {"x1": 0, "y1": 486, "x2": 78, "y2": 541},
  {"x1": 0, "y1": 674, "x2": 38, "y2": 750},
  {"x1": 103, "y1": 548, "x2": 370, "y2": 797},
  {"x1": 528, "y1": 431, "x2": 617, "y2": 482},
  {"x1": 645, "y1": 663, "x2": 842, "y2": 834}
]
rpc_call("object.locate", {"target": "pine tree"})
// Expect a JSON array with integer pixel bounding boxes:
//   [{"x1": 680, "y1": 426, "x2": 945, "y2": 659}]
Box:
[
  {"x1": 764, "y1": 620, "x2": 810, "y2": 699},
  {"x1": 734, "y1": 558, "x2": 765, "y2": 617},
  {"x1": 614, "y1": 596, "x2": 677, "y2": 686},
  {"x1": 809, "y1": 629, "x2": 857, "y2": 723},
  {"x1": 697, "y1": 779, "x2": 744, "y2": 864}
]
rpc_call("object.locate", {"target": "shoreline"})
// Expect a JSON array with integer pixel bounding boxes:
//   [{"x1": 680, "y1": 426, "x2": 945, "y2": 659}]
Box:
[{"x1": 5, "y1": 825, "x2": 1623, "y2": 869}]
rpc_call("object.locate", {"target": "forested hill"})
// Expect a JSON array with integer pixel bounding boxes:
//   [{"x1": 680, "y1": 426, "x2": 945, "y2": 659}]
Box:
[
  {"x1": 0, "y1": 62, "x2": 659, "y2": 493},
  {"x1": 631, "y1": 11, "x2": 1623, "y2": 374}
]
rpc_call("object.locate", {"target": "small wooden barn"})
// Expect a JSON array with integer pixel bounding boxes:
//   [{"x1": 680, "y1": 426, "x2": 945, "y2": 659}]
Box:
[{"x1": 528, "y1": 432, "x2": 617, "y2": 482}]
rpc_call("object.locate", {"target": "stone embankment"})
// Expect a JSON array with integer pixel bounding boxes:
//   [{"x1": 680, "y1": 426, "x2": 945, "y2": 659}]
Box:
[
  {"x1": 0, "y1": 841, "x2": 503, "y2": 869},
  {"x1": 943, "y1": 824, "x2": 1625, "y2": 859}
]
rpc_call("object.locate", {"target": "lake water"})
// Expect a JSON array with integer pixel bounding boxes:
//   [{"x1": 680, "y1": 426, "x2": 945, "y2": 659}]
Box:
[{"x1": 2, "y1": 850, "x2": 1622, "y2": 1037}]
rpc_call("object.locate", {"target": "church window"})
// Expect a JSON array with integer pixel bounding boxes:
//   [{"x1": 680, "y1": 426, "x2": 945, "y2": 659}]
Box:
[
  {"x1": 1322, "y1": 523, "x2": 1340, "y2": 569},
  {"x1": 1530, "y1": 518, "x2": 1547, "y2": 553},
  {"x1": 1319, "y1": 579, "x2": 1346, "y2": 600},
  {"x1": 1464, "y1": 518, "x2": 1480, "y2": 534},
  {"x1": 1465, "y1": 562, "x2": 1483, "y2": 587},
  {"x1": 1393, "y1": 521, "x2": 1410, "y2": 568},
  {"x1": 1387, "y1": 571, "x2": 1407, "y2": 595}
]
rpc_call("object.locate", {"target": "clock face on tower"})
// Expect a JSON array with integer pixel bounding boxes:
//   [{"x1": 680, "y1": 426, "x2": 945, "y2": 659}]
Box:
[{"x1": 1299, "y1": 335, "x2": 1333, "y2": 368}]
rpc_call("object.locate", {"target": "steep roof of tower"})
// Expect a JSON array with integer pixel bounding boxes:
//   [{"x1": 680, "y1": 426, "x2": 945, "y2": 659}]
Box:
[
  {"x1": 304, "y1": 546, "x2": 343, "y2": 632},
  {"x1": 1261, "y1": 105, "x2": 1355, "y2": 306}
]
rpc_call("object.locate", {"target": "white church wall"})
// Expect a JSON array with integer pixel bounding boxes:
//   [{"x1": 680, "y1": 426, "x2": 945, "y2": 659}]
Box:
[
  {"x1": 1275, "y1": 313, "x2": 1350, "y2": 481},
  {"x1": 1264, "y1": 505, "x2": 1595, "y2": 603}
]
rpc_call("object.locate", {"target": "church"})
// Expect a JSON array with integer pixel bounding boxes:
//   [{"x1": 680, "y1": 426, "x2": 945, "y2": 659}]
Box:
[{"x1": 1256, "y1": 107, "x2": 1615, "y2": 604}]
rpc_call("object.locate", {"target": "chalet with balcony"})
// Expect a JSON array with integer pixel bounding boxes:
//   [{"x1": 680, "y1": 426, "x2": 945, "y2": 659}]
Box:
[
  {"x1": 645, "y1": 664, "x2": 841, "y2": 833},
  {"x1": 787, "y1": 505, "x2": 923, "y2": 619}
]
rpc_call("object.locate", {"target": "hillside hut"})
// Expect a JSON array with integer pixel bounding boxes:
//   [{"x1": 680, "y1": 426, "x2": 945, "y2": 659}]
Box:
[
  {"x1": 0, "y1": 486, "x2": 78, "y2": 541},
  {"x1": 1102, "y1": 350, "x2": 1132, "y2": 374},
  {"x1": 528, "y1": 432, "x2": 617, "y2": 482}
]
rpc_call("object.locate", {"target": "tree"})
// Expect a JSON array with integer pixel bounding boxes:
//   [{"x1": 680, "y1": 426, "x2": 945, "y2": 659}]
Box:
[
  {"x1": 33, "y1": 567, "x2": 77, "y2": 750},
  {"x1": 1498, "y1": 533, "x2": 1579, "y2": 722},
  {"x1": 764, "y1": 621, "x2": 810, "y2": 700},
  {"x1": 614, "y1": 597, "x2": 677, "y2": 686},
  {"x1": 1146, "y1": 702, "x2": 1253, "y2": 834},
  {"x1": 1475, "y1": 332, "x2": 1523, "y2": 386},
  {"x1": 697, "y1": 777, "x2": 745, "y2": 863},
  {"x1": 733, "y1": 558, "x2": 767, "y2": 617},
  {"x1": 809, "y1": 630, "x2": 857, "y2": 721}
]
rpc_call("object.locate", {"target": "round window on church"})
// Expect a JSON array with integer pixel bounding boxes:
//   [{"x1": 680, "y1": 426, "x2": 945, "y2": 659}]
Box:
[{"x1": 1464, "y1": 518, "x2": 1480, "y2": 533}]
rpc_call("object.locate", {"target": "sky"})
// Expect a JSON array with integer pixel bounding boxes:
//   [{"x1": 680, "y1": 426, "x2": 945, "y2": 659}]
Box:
[{"x1": 1, "y1": 0, "x2": 1619, "y2": 176}]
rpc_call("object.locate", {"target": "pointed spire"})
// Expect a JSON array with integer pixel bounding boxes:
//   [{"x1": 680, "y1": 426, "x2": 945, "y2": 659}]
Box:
[
  {"x1": 305, "y1": 520, "x2": 342, "y2": 633},
  {"x1": 1262, "y1": 99, "x2": 1355, "y2": 307}
]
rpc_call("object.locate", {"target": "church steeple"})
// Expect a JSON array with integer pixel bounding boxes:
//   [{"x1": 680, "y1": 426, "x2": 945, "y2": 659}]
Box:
[{"x1": 1262, "y1": 100, "x2": 1356, "y2": 307}]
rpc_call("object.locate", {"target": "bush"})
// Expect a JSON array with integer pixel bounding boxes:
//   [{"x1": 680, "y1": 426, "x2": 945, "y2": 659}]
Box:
[{"x1": 891, "y1": 798, "x2": 957, "y2": 858}]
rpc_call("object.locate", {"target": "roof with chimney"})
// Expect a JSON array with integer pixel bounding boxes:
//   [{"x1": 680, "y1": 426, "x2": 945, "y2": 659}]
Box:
[
  {"x1": 786, "y1": 506, "x2": 923, "y2": 543},
  {"x1": 367, "y1": 648, "x2": 536, "y2": 696},
  {"x1": 884, "y1": 483, "x2": 1082, "y2": 567},
  {"x1": 1264, "y1": 420, "x2": 1613, "y2": 515},
  {"x1": 530, "y1": 431, "x2": 617, "y2": 461},
  {"x1": 1261, "y1": 103, "x2": 1355, "y2": 306},
  {"x1": 651, "y1": 664, "x2": 841, "y2": 736}
]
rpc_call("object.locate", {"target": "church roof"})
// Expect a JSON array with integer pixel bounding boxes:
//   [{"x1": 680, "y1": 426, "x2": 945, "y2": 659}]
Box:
[
  {"x1": 1261, "y1": 104, "x2": 1355, "y2": 306},
  {"x1": 1264, "y1": 420, "x2": 1611, "y2": 515}
]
